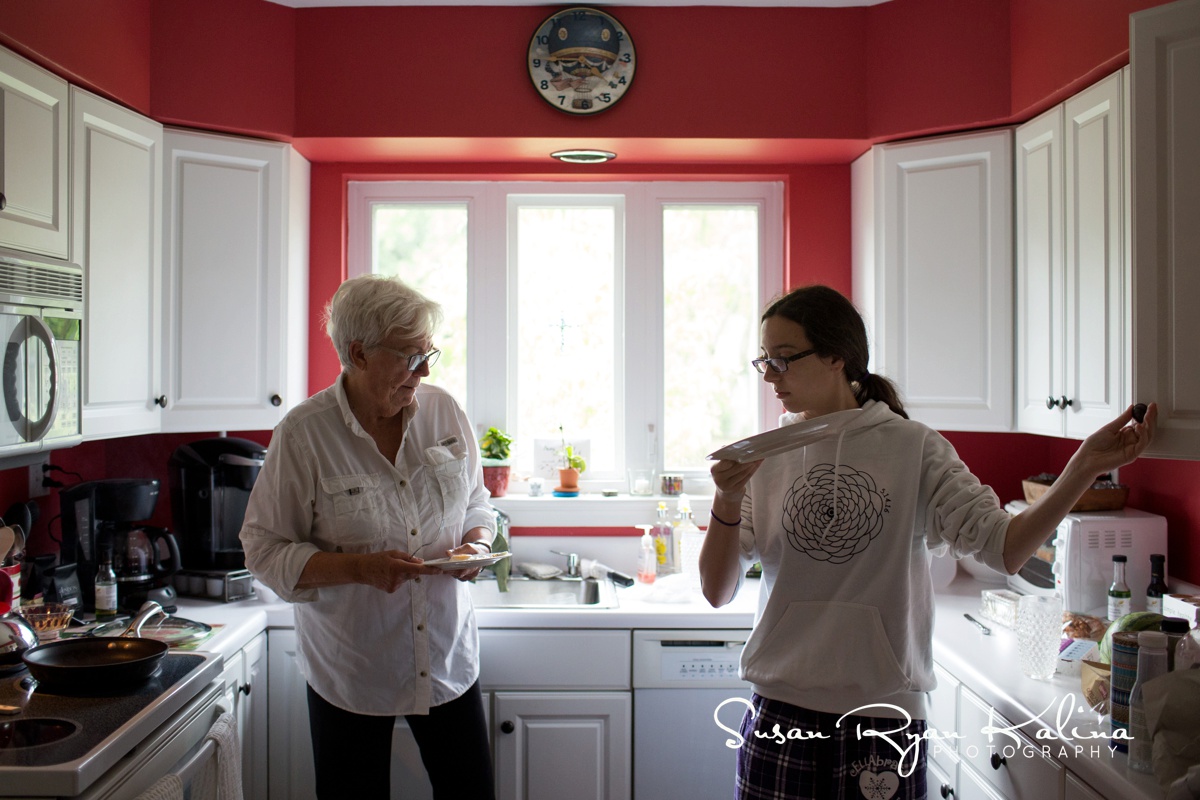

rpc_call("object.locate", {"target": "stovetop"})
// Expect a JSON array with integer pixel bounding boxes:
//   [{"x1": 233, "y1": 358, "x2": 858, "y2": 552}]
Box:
[{"x1": 0, "y1": 650, "x2": 222, "y2": 794}]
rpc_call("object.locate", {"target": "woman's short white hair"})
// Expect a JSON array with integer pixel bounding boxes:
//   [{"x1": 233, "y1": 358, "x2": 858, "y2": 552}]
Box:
[{"x1": 323, "y1": 274, "x2": 443, "y2": 371}]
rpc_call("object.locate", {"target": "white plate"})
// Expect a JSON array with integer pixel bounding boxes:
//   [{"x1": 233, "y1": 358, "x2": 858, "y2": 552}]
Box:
[
  {"x1": 706, "y1": 418, "x2": 842, "y2": 463},
  {"x1": 422, "y1": 551, "x2": 512, "y2": 571}
]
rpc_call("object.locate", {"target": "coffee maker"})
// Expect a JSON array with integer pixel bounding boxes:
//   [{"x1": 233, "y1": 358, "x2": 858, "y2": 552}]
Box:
[
  {"x1": 59, "y1": 479, "x2": 182, "y2": 613},
  {"x1": 169, "y1": 437, "x2": 266, "y2": 572}
]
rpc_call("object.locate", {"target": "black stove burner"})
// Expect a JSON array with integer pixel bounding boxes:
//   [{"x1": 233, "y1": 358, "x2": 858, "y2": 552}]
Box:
[{"x1": 0, "y1": 718, "x2": 77, "y2": 749}]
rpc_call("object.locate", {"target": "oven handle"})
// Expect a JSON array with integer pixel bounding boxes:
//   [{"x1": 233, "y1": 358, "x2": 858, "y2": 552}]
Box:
[{"x1": 168, "y1": 705, "x2": 237, "y2": 789}]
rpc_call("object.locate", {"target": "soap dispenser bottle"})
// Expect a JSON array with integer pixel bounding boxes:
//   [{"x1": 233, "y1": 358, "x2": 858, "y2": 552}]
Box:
[
  {"x1": 636, "y1": 525, "x2": 656, "y2": 584},
  {"x1": 652, "y1": 502, "x2": 676, "y2": 575}
]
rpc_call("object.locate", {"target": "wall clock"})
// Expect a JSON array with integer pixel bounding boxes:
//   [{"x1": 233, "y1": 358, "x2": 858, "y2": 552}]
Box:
[{"x1": 527, "y1": 7, "x2": 636, "y2": 115}]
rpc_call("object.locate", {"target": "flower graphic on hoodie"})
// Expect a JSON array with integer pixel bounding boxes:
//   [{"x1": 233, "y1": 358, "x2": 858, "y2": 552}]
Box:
[{"x1": 782, "y1": 463, "x2": 889, "y2": 563}]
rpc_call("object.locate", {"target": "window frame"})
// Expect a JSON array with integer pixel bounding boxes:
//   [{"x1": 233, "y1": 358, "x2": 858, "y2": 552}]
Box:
[{"x1": 348, "y1": 180, "x2": 784, "y2": 492}]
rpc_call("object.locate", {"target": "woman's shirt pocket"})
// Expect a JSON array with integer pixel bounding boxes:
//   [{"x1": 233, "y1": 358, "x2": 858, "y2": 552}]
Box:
[
  {"x1": 421, "y1": 449, "x2": 470, "y2": 532},
  {"x1": 318, "y1": 472, "x2": 384, "y2": 550}
]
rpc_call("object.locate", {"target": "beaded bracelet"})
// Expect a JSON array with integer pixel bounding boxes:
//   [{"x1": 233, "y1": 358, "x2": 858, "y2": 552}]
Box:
[{"x1": 709, "y1": 509, "x2": 742, "y2": 528}]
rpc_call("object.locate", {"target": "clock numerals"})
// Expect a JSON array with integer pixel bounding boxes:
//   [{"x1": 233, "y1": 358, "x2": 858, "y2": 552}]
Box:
[{"x1": 527, "y1": 6, "x2": 635, "y2": 116}]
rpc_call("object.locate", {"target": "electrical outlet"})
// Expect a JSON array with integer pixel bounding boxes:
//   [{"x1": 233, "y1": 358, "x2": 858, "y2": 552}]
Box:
[{"x1": 28, "y1": 453, "x2": 50, "y2": 498}]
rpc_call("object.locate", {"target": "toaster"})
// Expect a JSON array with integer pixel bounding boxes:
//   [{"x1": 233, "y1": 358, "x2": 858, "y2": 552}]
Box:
[{"x1": 1004, "y1": 500, "x2": 1168, "y2": 616}]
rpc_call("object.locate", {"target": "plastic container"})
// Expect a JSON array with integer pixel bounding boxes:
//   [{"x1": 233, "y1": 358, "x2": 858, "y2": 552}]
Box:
[
  {"x1": 637, "y1": 526, "x2": 656, "y2": 585},
  {"x1": 979, "y1": 588, "x2": 1021, "y2": 628},
  {"x1": 1128, "y1": 631, "x2": 1168, "y2": 773},
  {"x1": 1176, "y1": 628, "x2": 1200, "y2": 670}
]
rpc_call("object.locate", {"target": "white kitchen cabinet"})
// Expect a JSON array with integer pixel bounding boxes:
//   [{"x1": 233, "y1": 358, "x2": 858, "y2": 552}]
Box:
[
  {"x1": 1016, "y1": 70, "x2": 1129, "y2": 439},
  {"x1": 957, "y1": 687, "x2": 1064, "y2": 799},
  {"x1": 71, "y1": 87, "x2": 165, "y2": 440},
  {"x1": 493, "y1": 692, "x2": 631, "y2": 800},
  {"x1": 0, "y1": 46, "x2": 69, "y2": 260},
  {"x1": 162, "y1": 129, "x2": 309, "y2": 432},
  {"x1": 1131, "y1": 0, "x2": 1200, "y2": 460},
  {"x1": 267, "y1": 628, "x2": 315, "y2": 800},
  {"x1": 852, "y1": 129, "x2": 1013, "y2": 432},
  {"x1": 221, "y1": 631, "x2": 267, "y2": 800},
  {"x1": 480, "y1": 629, "x2": 631, "y2": 800},
  {"x1": 1064, "y1": 773, "x2": 1106, "y2": 800}
]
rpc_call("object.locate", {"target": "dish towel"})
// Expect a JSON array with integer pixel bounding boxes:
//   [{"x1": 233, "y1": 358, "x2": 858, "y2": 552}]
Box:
[
  {"x1": 134, "y1": 774, "x2": 184, "y2": 800},
  {"x1": 191, "y1": 712, "x2": 243, "y2": 800}
]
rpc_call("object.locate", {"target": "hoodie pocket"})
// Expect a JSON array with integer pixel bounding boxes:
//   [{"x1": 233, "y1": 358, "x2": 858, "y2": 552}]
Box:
[
  {"x1": 742, "y1": 600, "x2": 911, "y2": 699},
  {"x1": 319, "y1": 473, "x2": 384, "y2": 548}
]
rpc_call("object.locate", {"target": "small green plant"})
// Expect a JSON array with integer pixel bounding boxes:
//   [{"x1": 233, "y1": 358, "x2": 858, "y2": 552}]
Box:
[
  {"x1": 479, "y1": 427, "x2": 513, "y2": 463},
  {"x1": 561, "y1": 445, "x2": 587, "y2": 473}
]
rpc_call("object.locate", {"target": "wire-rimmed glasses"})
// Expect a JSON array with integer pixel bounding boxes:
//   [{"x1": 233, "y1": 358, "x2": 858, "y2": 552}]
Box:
[{"x1": 374, "y1": 344, "x2": 441, "y2": 372}]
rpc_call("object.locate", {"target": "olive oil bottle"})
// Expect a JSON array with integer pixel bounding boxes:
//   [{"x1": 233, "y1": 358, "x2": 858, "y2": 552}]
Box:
[{"x1": 1108, "y1": 554, "x2": 1131, "y2": 620}]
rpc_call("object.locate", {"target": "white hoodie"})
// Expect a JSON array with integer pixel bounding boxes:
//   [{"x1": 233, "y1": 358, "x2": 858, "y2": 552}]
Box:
[{"x1": 734, "y1": 400, "x2": 1011, "y2": 720}]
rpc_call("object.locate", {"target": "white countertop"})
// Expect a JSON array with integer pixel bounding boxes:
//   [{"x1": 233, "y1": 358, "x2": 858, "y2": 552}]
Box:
[
  {"x1": 932, "y1": 575, "x2": 1165, "y2": 800},
  {"x1": 175, "y1": 573, "x2": 1167, "y2": 800}
]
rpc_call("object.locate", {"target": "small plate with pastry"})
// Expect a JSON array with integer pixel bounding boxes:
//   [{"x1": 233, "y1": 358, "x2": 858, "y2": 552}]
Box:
[{"x1": 422, "y1": 551, "x2": 512, "y2": 571}]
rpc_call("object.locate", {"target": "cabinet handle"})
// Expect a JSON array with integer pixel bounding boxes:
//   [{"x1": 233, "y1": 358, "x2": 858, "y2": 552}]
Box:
[
  {"x1": 500, "y1": 721, "x2": 514, "y2": 734},
  {"x1": 990, "y1": 753, "x2": 1007, "y2": 770},
  {"x1": 154, "y1": 395, "x2": 167, "y2": 407},
  {"x1": 239, "y1": 684, "x2": 251, "y2": 696},
  {"x1": 0, "y1": 192, "x2": 6, "y2": 211},
  {"x1": 940, "y1": 784, "x2": 954, "y2": 798},
  {"x1": 1045, "y1": 395, "x2": 1074, "y2": 410},
  {"x1": 270, "y1": 394, "x2": 282, "y2": 407}
]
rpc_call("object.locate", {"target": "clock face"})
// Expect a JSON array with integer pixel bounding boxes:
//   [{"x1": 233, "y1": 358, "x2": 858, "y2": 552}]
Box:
[{"x1": 527, "y1": 7, "x2": 636, "y2": 115}]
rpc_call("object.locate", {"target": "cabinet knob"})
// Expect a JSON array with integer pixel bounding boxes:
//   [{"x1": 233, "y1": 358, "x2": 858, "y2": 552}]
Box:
[
  {"x1": 239, "y1": 684, "x2": 251, "y2": 696},
  {"x1": 0, "y1": 192, "x2": 6, "y2": 211},
  {"x1": 500, "y1": 721, "x2": 515, "y2": 734},
  {"x1": 154, "y1": 395, "x2": 167, "y2": 407},
  {"x1": 990, "y1": 753, "x2": 1007, "y2": 770},
  {"x1": 270, "y1": 394, "x2": 282, "y2": 407},
  {"x1": 940, "y1": 784, "x2": 954, "y2": 798},
  {"x1": 1045, "y1": 395, "x2": 1073, "y2": 410}
]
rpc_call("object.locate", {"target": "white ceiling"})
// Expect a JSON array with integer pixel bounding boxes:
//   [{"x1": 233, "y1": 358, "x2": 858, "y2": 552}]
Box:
[{"x1": 267, "y1": 0, "x2": 888, "y2": 7}]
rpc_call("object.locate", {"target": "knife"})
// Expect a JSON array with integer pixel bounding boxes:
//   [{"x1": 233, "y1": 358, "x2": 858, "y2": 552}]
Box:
[{"x1": 963, "y1": 613, "x2": 992, "y2": 635}]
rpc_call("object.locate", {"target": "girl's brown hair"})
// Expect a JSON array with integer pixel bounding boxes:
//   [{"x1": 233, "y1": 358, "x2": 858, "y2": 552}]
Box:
[{"x1": 762, "y1": 285, "x2": 908, "y2": 419}]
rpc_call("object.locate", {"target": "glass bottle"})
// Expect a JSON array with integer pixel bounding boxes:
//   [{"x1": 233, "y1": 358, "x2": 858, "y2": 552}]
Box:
[
  {"x1": 1146, "y1": 553, "x2": 1168, "y2": 614},
  {"x1": 1108, "y1": 555, "x2": 1131, "y2": 620},
  {"x1": 1128, "y1": 630, "x2": 1168, "y2": 773},
  {"x1": 94, "y1": 546, "x2": 118, "y2": 619}
]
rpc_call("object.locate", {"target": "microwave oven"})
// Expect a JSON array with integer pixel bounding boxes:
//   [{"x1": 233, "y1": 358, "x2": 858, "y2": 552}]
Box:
[
  {"x1": 0, "y1": 248, "x2": 83, "y2": 460},
  {"x1": 1004, "y1": 500, "x2": 1168, "y2": 615}
]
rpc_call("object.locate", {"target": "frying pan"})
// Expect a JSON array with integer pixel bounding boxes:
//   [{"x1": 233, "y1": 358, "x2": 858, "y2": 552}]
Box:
[{"x1": 21, "y1": 602, "x2": 168, "y2": 690}]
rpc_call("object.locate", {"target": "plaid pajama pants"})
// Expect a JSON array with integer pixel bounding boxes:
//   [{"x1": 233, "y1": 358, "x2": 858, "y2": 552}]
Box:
[{"x1": 735, "y1": 694, "x2": 928, "y2": 800}]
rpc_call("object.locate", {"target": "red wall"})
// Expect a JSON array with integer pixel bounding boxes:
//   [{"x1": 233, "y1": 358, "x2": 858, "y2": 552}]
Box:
[{"x1": 0, "y1": 0, "x2": 1196, "y2": 586}]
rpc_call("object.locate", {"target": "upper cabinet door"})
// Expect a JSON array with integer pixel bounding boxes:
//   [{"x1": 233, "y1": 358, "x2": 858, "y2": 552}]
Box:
[
  {"x1": 853, "y1": 130, "x2": 1014, "y2": 432},
  {"x1": 0, "y1": 47, "x2": 69, "y2": 260},
  {"x1": 1017, "y1": 70, "x2": 1130, "y2": 441},
  {"x1": 1132, "y1": 0, "x2": 1200, "y2": 460},
  {"x1": 72, "y1": 87, "x2": 165, "y2": 440},
  {"x1": 162, "y1": 129, "x2": 309, "y2": 433}
]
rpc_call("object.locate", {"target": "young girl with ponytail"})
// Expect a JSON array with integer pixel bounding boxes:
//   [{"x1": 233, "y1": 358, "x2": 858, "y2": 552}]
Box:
[{"x1": 699, "y1": 285, "x2": 1156, "y2": 800}]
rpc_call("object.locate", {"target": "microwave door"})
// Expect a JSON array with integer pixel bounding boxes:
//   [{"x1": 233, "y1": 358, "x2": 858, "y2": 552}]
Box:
[
  {"x1": 0, "y1": 310, "x2": 33, "y2": 448},
  {"x1": 1, "y1": 310, "x2": 59, "y2": 449}
]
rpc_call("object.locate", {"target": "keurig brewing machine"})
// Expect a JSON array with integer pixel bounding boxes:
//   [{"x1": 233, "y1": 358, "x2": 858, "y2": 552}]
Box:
[{"x1": 169, "y1": 437, "x2": 266, "y2": 601}]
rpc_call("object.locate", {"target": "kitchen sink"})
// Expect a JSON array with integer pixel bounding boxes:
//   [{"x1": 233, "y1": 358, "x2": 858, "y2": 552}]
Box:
[{"x1": 468, "y1": 576, "x2": 619, "y2": 609}]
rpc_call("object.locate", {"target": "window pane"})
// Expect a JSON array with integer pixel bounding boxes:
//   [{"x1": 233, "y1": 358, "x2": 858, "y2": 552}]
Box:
[
  {"x1": 663, "y1": 205, "x2": 760, "y2": 470},
  {"x1": 515, "y1": 205, "x2": 617, "y2": 476},
  {"x1": 371, "y1": 204, "x2": 468, "y2": 406}
]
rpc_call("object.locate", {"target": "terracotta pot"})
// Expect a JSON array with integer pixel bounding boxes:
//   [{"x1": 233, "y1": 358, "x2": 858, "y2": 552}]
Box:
[
  {"x1": 482, "y1": 465, "x2": 510, "y2": 498},
  {"x1": 557, "y1": 467, "x2": 580, "y2": 491}
]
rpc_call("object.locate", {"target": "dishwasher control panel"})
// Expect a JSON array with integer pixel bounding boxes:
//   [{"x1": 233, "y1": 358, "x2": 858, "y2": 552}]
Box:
[{"x1": 632, "y1": 629, "x2": 752, "y2": 689}]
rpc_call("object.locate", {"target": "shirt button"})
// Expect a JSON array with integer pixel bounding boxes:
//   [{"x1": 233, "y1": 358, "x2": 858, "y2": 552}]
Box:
[
  {"x1": 399, "y1": 479, "x2": 407, "y2": 488},
  {"x1": 417, "y1": 624, "x2": 425, "y2": 632},
  {"x1": 420, "y1": 671, "x2": 428, "y2": 678},
  {"x1": 410, "y1": 528, "x2": 418, "y2": 536}
]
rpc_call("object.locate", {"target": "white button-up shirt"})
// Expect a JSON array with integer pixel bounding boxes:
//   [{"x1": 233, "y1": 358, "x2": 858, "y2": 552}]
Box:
[{"x1": 241, "y1": 377, "x2": 495, "y2": 715}]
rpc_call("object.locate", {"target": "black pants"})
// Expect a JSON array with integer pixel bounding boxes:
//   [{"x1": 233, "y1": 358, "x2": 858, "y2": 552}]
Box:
[{"x1": 307, "y1": 681, "x2": 495, "y2": 800}]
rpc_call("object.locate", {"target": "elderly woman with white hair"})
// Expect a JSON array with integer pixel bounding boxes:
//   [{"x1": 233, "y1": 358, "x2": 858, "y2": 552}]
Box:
[{"x1": 241, "y1": 274, "x2": 496, "y2": 799}]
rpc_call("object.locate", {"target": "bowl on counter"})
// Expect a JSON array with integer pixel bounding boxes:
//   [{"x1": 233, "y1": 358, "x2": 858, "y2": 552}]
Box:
[{"x1": 20, "y1": 603, "x2": 75, "y2": 641}]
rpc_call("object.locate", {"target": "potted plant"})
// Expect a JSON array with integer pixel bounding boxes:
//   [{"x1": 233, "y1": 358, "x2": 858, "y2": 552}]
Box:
[
  {"x1": 479, "y1": 426, "x2": 513, "y2": 498},
  {"x1": 556, "y1": 437, "x2": 587, "y2": 493}
]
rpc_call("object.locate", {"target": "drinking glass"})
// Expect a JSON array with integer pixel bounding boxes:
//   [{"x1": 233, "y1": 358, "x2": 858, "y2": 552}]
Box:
[{"x1": 1016, "y1": 594, "x2": 1063, "y2": 680}]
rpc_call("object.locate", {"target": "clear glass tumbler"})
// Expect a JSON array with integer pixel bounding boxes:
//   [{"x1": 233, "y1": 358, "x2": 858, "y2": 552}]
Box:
[{"x1": 1016, "y1": 594, "x2": 1063, "y2": 680}]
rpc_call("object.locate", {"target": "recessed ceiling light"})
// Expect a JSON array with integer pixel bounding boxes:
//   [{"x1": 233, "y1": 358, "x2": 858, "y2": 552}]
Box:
[{"x1": 550, "y1": 149, "x2": 617, "y2": 164}]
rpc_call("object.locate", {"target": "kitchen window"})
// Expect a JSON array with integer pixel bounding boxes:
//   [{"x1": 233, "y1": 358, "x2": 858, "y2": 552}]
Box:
[{"x1": 348, "y1": 181, "x2": 783, "y2": 490}]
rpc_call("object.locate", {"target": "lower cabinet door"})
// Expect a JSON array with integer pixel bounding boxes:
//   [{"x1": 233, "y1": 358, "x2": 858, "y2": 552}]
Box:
[
  {"x1": 1064, "y1": 773, "x2": 1105, "y2": 800},
  {"x1": 493, "y1": 692, "x2": 631, "y2": 800},
  {"x1": 957, "y1": 689, "x2": 1064, "y2": 800},
  {"x1": 389, "y1": 693, "x2": 490, "y2": 800},
  {"x1": 267, "y1": 630, "x2": 315, "y2": 800},
  {"x1": 927, "y1": 756, "x2": 958, "y2": 799}
]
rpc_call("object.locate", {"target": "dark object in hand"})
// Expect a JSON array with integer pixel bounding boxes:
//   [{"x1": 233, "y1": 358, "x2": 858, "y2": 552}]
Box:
[{"x1": 1132, "y1": 403, "x2": 1148, "y2": 424}]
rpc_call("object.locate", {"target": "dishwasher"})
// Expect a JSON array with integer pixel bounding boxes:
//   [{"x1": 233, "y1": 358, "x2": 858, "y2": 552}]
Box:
[{"x1": 632, "y1": 629, "x2": 752, "y2": 800}]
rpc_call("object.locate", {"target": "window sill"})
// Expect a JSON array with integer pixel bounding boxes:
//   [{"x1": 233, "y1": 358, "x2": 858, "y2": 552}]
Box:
[{"x1": 490, "y1": 494, "x2": 713, "y2": 529}]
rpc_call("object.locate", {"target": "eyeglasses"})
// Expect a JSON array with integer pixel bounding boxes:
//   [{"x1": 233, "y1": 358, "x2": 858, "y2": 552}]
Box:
[
  {"x1": 751, "y1": 348, "x2": 817, "y2": 374},
  {"x1": 374, "y1": 344, "x2": 441, "y2": 372}
]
